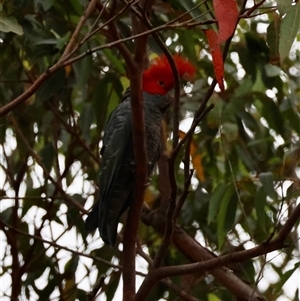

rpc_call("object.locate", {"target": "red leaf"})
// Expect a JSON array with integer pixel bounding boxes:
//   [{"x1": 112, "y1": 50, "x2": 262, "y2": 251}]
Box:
[
  {"x1": 213, "y1": 0, "x2": 239, "y2": 44},
  {"x1": 205, "y1": 29, "x2": 224, "y2": 91}
]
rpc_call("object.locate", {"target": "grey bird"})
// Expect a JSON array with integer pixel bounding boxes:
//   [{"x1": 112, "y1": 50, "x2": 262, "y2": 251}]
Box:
[{"x1": 84, "y1": 54, "x2": 195, "y2": 246}]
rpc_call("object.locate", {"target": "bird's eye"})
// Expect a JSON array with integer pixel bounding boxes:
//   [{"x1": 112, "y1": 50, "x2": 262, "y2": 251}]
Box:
[{"x1": 158, "y1": 80, "x2": 165, "y2": 86}]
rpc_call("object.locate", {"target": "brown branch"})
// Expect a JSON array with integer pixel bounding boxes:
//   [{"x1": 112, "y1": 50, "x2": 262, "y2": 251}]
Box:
[
  {"x1": 0, "y1": 67, "x2": 57, "y2": 117},
  {"x1": 168, "y1": 0, "x2": 210, "y2": 25},
  {"x1": 239, "y1": 0, "x2": 267, "y2": 16},
  {"x1": 119, "y1": 4, "x2": 151, "y2": 301},
  {"x1": 139, "y1": 204, "x2": 297, "y2": 301},
  {"x1": 127, "y1": 0, "x2": 216, "y2": 280},
  {"x1": 136, "y1": 241, "x2": 202, "y2": 301},
  {"x1": 129, "y1": 11, "x2": 183, "y2": 270},
  {"x1": 74, "y1": 0, "x2": 130, "y2": 55},
  {"x1": 160, "y1": 209, "x2": 299, "y2": 279},
  {"x1": 172, "y1": 102, "x2": 213, "y2": 221},
  {"x1": 91, "y1": 2, "x2": 151, "y2": 300},
  {"x1": 122, "y1": 66, "x2": 145, "y2": 301},
  {"x1": 93, "y1": 0, "x2": 135, "y2": 71},
  {"x1": 139, "y1": 203, "x2": 300, "y2": 300},
  {"x1": 62, "y1": 0, "x2": 97, "y2": 58},
  {"x1": 170, "y1": 227, "x2": 264, "y2": 301},
  {"x1": 275, "y1": 200, "x2": 300, "y2": 242}
]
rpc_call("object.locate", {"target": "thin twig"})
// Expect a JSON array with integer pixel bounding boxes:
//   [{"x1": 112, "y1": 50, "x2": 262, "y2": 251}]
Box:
[
  {"x1": 9, "y1": 115, "x2": 87, "y2": 214},
  {"x1": 0, "y1": 219, "x2": 122, "y2": 268},
  {"x1": 137, "y1": 203, "x2": 300, "y2": 300},
  {"x1": 62, "y1": 0, "x2": 97, "y2": 58}
]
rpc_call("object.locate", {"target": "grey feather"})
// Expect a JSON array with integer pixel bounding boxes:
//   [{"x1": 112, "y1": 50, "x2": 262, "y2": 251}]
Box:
[{"x1": 85, "y1": 91, "x2": 172, "y2": 247}]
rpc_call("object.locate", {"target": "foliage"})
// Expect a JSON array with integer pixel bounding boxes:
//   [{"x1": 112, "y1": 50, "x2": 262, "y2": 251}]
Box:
[{"x1": 0, "y1": 0, "x2": 299, "y2": 301}]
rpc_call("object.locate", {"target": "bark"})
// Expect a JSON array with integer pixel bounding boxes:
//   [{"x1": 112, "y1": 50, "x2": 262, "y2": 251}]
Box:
[{"x1": 142, "y1": 210, "x2": 264, "y2": 301}]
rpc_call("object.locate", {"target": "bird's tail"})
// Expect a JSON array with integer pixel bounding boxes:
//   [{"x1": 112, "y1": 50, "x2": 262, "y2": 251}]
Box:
[
  {"x1": 84, "y1": 202, "x2": 99, "y2": 232},
  {"x1": 85, "y1": 200, "x2": 118, "y2": 247}
]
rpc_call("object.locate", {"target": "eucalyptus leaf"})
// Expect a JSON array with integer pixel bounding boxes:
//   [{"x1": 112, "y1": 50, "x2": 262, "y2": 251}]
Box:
[
  {"x1": 259, "y1": 172, "x2": 277, "y2": 200},
  {"x1": 0, "y1": 12, "x2": 23, "y2": 35},
  {"x1": 279, "y1": 3, "x2": 300, "y2": 61}
]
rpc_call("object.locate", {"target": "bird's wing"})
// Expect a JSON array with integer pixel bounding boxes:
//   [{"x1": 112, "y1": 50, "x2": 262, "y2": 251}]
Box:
[
  {"x1": 100, "y1": 101, "x2": 134, "y2": 246},
  {"x1": 84, "y1": 101, "x2": 132, "y2": 238},
  {"x1": 99, "y1": 100, "x2": 132, "y2": 206}
]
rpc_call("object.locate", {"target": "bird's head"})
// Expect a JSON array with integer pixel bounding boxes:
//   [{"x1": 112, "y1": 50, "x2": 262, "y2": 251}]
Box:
[{"x1": 142, "y1": 54, "x2": 196, "y2": 95}]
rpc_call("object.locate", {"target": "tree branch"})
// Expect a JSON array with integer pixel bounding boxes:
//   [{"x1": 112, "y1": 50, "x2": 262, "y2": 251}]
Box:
[
  {"x1": 62, "y1": 0, "x2": 97, "y2": 58},
  {"x1": 121, "y1": 2, "x2": 153, "y2": 300},
  {"x1": 139, "y1": 202, "x2": 300, "y2": 300}
]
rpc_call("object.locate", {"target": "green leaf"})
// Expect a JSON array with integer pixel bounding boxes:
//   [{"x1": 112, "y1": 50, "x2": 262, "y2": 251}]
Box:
[
  {"x1": 259, "y1": 172, "x2": 277, "y2": 200},
  {"x1": 279, "y1": 3, "x2": 300, "y2": 61},
  {"x1": 235, "y1": 143, "x2": 256, "y2": 171},
  {"x1": 64, "y1": 256, "x2": 79, "y2": 278},
  {"x1": 34, "y1": 0, "x2": 54, "y2": 12},
  {"x1": 102, "y1": 49, "x2": 126, "y2": 74},
  {"x1": 274, "y1": 262, "x2": 300, "y2": 294},
  {"x1": 40, "y1": 142, "x2": 55, "y2": 172},
  {"x1": 216, "y1": 185, "x2": 237, "y2": 249},
  {"x1": 255, "y1": 186, "x2": 267, "y2": 232},
  {"x1": 36, "y1": 69, "x2": 66, "y2": 102},
  {"x1": 62, "y1": 278, "x2": 77, "y2": 301},
  {"x1": 69, "y1": 0, "x2": 84, "y2": 15},
  {"x1": 105, "y1": 270, "x2": 121, "y2": 301},
  {"x1": 66, "y1": 198, "x2": 85, "y2": 231},
  {"x1": 235, "y1": 44, "x2": 256, "y2": 82},
  {"x1": 21, "y1": 188, "x2": 43, "y2": 218},
  {"x1": 281, "y1": 98, "x2": 300, "y2": 136},
  {"x1": 258, "y1": 93, "x2": 285, "y2": 138},
  {"x1": 266, "y1": 14, "x2": 281, "y2": 64},
  {"x1": 73, "y1": 46, "x2": 93, "y2": 88},
  {"x1": 0, "y1": 12, "x2": 23, "y2": 35},
  {"x1": 91, "y1": 77, "x2": 111, "y2": 131},
  {"x1": 208, "y1": 293, "x2": 221, "y2": 301},
  {"x1": 286, "y1": 182, "x2": 300, "y2": 201},
  {"x1": 221, "y1": 122, "x2": 239, "y2": 142},
  {"x1": 208, "y1": 183, "x2": 228, "y2": 225},
  {"x1": 79, "y1": 102, "x2": 94, "y2": 142},
  {"x1": 0, "y1": 207, "x2": 13, "y2": 223},
  {"x1": 276, "y1": 0, "x2": 293, "y2": 16},
  {"x1": 233, "y1": 77, "x2": 253, "y2": 98}
]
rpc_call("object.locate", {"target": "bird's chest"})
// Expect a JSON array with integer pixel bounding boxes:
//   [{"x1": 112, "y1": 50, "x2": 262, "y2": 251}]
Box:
[{"x1": 145, "y1": 114, "x2": 161, "y2": 160}]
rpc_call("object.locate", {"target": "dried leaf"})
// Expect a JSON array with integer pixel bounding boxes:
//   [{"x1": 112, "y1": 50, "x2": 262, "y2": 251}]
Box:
[
  {"x1": 213, "y1": 0, "x2": 239, "y2": 43},
  {"x1": 205, "y1": 29, "x2": 224, "y2": 91}
]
